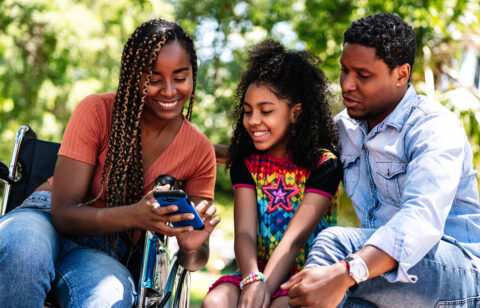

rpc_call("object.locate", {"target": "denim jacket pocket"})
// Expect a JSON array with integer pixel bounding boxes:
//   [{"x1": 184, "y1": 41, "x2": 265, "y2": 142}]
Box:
[
  {"x1": 374, "y1": 161, "x2": 406, "y2": 205},
  {"x1": 340, "y1": 154, "x2": 360, "y2": 198}
]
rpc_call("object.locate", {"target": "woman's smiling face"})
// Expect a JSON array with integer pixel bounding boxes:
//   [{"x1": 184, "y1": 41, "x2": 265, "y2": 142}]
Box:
[{"x1": 141, "y1": 41, "x2": 193, "y2": 121}]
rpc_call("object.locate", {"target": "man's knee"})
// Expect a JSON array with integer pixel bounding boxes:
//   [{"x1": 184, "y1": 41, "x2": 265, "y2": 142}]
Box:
[
  {"x1": 311, "y1": 226, "x2": 359, "y2": 250},
  {"x1": 307, "y1": 227, "x2": 371, "y2": 267}
]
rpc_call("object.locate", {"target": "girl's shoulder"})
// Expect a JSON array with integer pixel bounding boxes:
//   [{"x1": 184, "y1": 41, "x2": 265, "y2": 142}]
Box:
[{"x1": 315, "y1": 149, "x2": 338, "y2": 167}]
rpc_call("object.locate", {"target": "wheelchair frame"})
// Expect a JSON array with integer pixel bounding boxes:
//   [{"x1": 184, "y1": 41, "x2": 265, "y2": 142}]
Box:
[{"x1": 0, "y1": 125, "x2": 191, "y2": 308}]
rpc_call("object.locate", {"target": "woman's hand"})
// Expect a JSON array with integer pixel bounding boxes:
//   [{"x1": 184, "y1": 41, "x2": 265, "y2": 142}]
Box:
[
  {"x1": 176, "y1": 198, "x2": 221, "y2": 252},
  {"x1": 131, "y1": 185, "x2": 197, "y2": 236},
  {"x1": 238, "y1": 281, "x2": 271, "y2": 308}
]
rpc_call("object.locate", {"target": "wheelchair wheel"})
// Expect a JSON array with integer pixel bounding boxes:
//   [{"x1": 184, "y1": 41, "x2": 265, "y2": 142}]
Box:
[
  {"x1": 155, "y1": 254, "x2": 190, "y2": 308},
  {"x1": 171, "y1": 268, "x2": 190, "y2": 308}
]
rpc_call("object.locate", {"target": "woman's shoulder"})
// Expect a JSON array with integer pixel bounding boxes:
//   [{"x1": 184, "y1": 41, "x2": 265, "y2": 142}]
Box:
[
  {"x1": 66, "y1": 92, "x2": 115, "y2": 141},
  {"x1": 179, "y1": 120, "x2": 213, "y2": 148},
  {"x1": 77, "y1": 92, "x2": 115, "y2": 109},
  {"x1": 73, "y1": 92, "x2": 116, "y2": 117}
]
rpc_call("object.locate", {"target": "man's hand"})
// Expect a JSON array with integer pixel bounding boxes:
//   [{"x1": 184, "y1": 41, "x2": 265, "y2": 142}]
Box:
[{"x1": 281, "y1": 263, "x2": 355, "y2": 308}]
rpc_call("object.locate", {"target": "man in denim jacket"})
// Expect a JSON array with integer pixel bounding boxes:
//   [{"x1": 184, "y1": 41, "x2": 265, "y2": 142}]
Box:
[{"x1": 282, "y1": 12, "x2": 480, "y2": 307}]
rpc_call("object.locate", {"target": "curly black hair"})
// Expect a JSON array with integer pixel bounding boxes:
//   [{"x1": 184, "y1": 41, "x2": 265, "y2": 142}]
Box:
[
  {"x1": 227, "y1": 39, "x2": 339, "y2": 170},
  {"x1": 344, "y1": 13, "x2": 416, "y2": 76}
]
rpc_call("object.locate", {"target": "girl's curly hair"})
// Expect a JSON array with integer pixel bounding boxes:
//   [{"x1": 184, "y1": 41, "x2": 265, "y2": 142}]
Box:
[{"x1": 227, "y1": 39, "x2": 339, "y2": 170}]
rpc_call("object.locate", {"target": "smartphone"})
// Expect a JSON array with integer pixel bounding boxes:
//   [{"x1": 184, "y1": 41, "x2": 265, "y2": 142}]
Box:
[{"x1": 153, "y1": 190, "x2": 205, "y2": 230}]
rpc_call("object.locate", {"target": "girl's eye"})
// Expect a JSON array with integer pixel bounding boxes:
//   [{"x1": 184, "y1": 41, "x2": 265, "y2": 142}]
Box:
[
  {"x1": 359, "y1": 73, "x2": 370, "y2": 79},
  {"x1": 150, "y1": 79, "x2": 162, "y2": 84},
  {"x1": 262, "y1": 110, "x2": 273, "y2": 114},
  {"x1": 175, "y1": 76, "x2": 187, "y2": 82},
  {"x1": 244, "y1": 110, "x2": 252, "y2": 115}
]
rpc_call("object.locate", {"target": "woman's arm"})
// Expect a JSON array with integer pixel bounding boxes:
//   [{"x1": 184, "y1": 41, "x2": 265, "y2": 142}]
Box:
[
  {"x1": 263, "y1": 192, "x2": 330, "y2": 294},
  {"x1": 51, "y1": 156, "x2": 194, "y2": 237}
]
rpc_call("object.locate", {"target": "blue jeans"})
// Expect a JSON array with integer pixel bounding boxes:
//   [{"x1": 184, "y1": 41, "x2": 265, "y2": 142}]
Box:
[
  {"x1": 0, "y1": 191, "x2": 136, "y2": 308},
  {"x1": 306, "y1": 227, "x2": 480, "y2": 308}
]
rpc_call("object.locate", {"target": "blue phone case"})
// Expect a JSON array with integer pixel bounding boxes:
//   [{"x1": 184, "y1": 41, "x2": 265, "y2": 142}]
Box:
[{"x1": 153, "y1": 190, "x2": 205, "y2": 230}]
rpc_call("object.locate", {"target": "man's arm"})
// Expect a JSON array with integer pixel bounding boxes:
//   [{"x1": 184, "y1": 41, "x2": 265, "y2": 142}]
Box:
[
  {"x1": 283, "y1": 111, "x2": 468, "y2": 306},
  {"x1": 282, "y1": 245, "x2": 397, "y2": 307},
  {"x1": 364, "y1": 113, "x2": 466, "y2": 282}
]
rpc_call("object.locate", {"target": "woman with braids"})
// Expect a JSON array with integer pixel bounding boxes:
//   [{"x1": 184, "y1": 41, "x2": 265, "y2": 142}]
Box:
[
  {"x1": 0, "y1": 18, "x2": 220, "y2": 307},
  {"x1": 202, "y1": 39, "x2": 342, "y2": 308}
]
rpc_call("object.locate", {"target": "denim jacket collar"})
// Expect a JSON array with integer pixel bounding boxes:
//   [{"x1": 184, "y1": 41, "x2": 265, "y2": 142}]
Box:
[{"x1": 382, "y1": 84, "x2": 417, "y2": 132}]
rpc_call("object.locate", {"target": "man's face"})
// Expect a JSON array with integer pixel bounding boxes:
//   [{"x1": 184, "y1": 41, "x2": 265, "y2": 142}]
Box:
[{"x1": 340, "y1": 43, "x2": 405, "y2": 129}]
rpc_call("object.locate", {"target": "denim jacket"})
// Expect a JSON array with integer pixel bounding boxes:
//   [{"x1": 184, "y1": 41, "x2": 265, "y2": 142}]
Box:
[{"x1": 335, "y1": 85, "x2": 480, "y2": 283}]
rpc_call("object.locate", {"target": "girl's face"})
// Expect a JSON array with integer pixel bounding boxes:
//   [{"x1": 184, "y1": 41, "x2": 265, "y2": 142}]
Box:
[
  {"x1": 243, "y1": 83, "x2": 301, "y2": 158},
  {"x1": 141, "y1": 41, "x2": 193, "y2": 121}
]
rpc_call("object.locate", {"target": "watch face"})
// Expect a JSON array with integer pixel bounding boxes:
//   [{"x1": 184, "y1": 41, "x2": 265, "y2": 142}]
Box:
[
  {"x1": 346, "y1": 255, "x2": 369, "y2": 283},
  {"x1": 351, "y1": 263, "x2": 368, "y2": 279}
]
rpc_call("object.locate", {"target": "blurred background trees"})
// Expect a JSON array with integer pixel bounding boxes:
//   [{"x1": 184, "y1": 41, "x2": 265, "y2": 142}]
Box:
[
  {"x1": 2, "y1": 0, "x2": 479, "y2": 225},
  {"x1": 1, "y1": 0, "x2": 479, "y2": 232},
  {"x1": 1, "y1": 0, "x2": 479, "y2": 172},
  {"x1": 1, "y1": 0, "x2": 479, "y2": 304}
]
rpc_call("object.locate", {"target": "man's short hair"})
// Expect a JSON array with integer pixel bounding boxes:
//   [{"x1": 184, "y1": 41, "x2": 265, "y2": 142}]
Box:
[{"x1": 344, "y1": 12, "x2": 416, "y2": 72}]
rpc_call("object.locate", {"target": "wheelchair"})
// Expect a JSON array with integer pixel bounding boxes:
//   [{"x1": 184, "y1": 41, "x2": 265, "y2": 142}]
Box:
[{"x1": 0, "y1": 125, "x2": 191, "y2": 308}]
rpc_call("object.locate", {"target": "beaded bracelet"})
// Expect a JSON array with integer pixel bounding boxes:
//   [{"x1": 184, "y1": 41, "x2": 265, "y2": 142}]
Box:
[{"x1": 239, "y1": 271, "x2": 265, "y2": 290}]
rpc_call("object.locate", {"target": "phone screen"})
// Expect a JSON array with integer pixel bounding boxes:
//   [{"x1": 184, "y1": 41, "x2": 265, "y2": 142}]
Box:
[{"x1": 153, "y1": 190, "x2": 204, "y2": 230}]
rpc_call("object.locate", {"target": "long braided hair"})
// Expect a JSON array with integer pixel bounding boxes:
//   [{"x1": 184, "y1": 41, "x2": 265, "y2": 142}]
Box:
[{"x1": 96, "y1": 18, "x2": 198, "y2": 260}]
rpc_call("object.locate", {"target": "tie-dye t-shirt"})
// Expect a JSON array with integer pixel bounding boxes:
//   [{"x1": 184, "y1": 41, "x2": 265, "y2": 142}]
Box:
[{"x1": 230, "y1": 150, "x2": 342, "y2": 276}]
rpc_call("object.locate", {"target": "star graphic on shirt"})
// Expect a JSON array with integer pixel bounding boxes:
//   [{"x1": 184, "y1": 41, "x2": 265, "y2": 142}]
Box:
[{"x1": 262, "y1": 173, "x2": 300, "y2": 213}]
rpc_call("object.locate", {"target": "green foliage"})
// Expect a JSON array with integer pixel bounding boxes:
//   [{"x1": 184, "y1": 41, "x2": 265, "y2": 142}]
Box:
[
  {"x1": 1, "y1": 0, "x2": 479, "y2": 214},
  {"x1": 0, "y1": 0, "x2": 175, "y2": 160}
]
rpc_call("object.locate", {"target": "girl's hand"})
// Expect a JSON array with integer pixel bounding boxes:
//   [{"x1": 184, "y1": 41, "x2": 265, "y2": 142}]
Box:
[
  {"x1": 176, "y1": 199, "x2": 221, "y2": 252},
  {"x1": 238, "y1": 281, "x2": 270, "y2": 308},
  {"x1": 132, "y1": 185, "x2": 195, "y2": 236}
]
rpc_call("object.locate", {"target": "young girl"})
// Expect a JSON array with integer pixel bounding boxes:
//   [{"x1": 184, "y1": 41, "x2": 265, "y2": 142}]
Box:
[{"x1": 203, "y1": 39, "x2": 342, "y2": 308}]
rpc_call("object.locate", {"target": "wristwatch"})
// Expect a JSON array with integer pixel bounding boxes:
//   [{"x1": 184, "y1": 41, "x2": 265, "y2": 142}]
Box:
[{"x1": 343, "y1": 254, "x2": 369, "y2": 284}]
